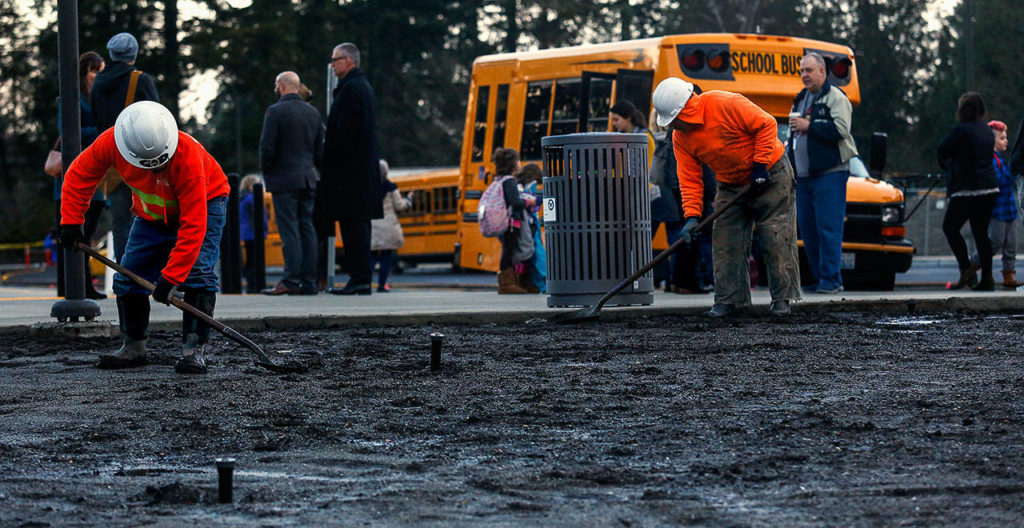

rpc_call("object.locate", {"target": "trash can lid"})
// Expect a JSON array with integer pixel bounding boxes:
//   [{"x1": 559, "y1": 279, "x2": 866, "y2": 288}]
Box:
[{"x1": 542, "y1": 132, "x2": 648, "y2": 147}]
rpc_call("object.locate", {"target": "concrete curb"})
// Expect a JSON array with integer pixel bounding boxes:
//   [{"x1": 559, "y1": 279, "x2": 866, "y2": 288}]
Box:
[{"x1": 14, "y1": 294, "x2": 1024, "y2": 339}]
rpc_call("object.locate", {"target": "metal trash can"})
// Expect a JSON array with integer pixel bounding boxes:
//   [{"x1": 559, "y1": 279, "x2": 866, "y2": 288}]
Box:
[{"x1": 541, "y1": 133, "x2": 653, "y2": 308}]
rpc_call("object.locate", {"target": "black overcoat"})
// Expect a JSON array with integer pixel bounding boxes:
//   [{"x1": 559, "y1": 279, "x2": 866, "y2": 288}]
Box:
[{"x1": 317, "y1": 68, "x2": 382, "y2": 230}]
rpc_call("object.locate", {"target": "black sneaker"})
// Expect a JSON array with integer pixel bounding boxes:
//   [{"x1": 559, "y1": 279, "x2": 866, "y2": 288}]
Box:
[
  {"x1": 703, "y1": 303, "x2": 735, "y2": 318},
  {"x1": 174, "y1": 354, "x2": 207, "y2": 374},
  {"x1": 330, "y1": 284, "x2": 372, "y2": 295}
]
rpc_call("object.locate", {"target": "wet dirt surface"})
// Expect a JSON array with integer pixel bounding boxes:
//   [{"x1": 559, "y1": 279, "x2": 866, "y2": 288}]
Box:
[{"x1": 1, "y1": 311, "x2": 1023, "y2": 526}]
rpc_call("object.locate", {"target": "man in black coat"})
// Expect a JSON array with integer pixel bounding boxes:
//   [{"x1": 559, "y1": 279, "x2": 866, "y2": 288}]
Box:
[
  {"x1": 90, "y1": 32, "x2": 160, "y2": 263},
  {"x1": 259, "y1": 71, "x2": 325, "y2": 296},
  {"x1": 321, "y1": 42, "x2": 382, "y2": 295}
]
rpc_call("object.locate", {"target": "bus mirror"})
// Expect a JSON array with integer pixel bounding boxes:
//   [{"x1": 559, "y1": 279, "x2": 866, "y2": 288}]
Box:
[{"x1": 869, "y1": 132, "x2": 887, "y2": 175}]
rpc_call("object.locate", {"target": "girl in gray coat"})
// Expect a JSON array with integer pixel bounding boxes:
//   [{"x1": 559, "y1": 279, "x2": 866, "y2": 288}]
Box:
[{"x1": 370, "y1": 161, "x2": 411, "y2": 292}]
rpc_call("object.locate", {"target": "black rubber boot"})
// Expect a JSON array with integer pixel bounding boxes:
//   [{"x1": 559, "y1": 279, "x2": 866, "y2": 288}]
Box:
[
  {"x1": 176, "y1": 290, "x2": 216, "y2": 374},
  {"x1": 175, "y1": 333, "x2": 208, "y2": 374},
  {"x1": 98, "y1": 294, "x2": 150, "y2": 369},
  {"x1": 972, "y1": 274, "x2": 996, "y2": 291}
]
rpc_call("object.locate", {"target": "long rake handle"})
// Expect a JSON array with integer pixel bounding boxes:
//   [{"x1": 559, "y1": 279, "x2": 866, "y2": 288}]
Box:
[
  {"x1": 77, "y1": 242, "x2": 273, "y2": 363},
  {"x1": 591, "y1": 186, "x2": 753, "y2": 311}
]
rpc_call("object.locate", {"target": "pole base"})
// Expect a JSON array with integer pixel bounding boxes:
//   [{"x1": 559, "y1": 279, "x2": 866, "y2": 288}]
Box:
[{"x1": 50, "y1": 298, "x2": 102, "y2": 322}]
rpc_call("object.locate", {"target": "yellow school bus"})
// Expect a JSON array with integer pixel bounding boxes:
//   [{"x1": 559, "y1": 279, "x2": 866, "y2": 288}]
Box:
[
  {"x1": 263, "y1": 168, "x2": 461, "y2": 269},
  {"x1": 423, "y1": 33, "x2": 911, "y2": 289},
  {"x1": 269, "y1": 33, "x2": 913, "y2": 289}
]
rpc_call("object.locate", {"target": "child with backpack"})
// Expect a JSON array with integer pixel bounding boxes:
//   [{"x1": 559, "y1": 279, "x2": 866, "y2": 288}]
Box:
[{"x1": 481, "y1": 148, "x2": 537, "y2": 293}]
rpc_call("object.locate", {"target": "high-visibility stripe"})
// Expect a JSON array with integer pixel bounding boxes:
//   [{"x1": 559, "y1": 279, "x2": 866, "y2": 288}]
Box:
[{"x1": 131, "y1": 187, "x2": 178, "y2": 221}]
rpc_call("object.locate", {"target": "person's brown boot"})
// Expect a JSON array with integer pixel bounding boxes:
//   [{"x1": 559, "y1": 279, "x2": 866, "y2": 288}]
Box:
[
  {"x1": 1003, "y1": 271, "x2": 1019, "y2": 289},
  {"x1": 498, "y1": 268, "x2": 528, "y2": 294},
  {"x1": 518, "y1": 272, "x2": 540, "y2": 293}
]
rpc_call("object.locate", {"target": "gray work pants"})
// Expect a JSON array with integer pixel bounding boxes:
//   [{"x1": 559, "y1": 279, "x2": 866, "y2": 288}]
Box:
[
  {"x1": 272, "y1": 189, "x2": 318, "y2": 290},
  {"x1": 711, "y1": 158, "x2": 801, "y2": 306}
]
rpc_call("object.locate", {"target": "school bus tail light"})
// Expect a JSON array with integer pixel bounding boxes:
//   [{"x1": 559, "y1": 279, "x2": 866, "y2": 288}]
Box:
[
  {"x1": 706, "y1": 49, "x2": 730, "y2": 72},
  {"x1": 681, "y1": 49, "x2": 704, "y2": 70},
  {"x1": 676, "y1": 43, "x2": 735, "y2": 81},
  {"x1": 829, "y1": 56, "x2": 852, "y2": 79}
]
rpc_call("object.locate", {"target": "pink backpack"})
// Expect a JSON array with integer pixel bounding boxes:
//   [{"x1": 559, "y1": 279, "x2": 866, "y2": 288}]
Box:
[{"x1": 478, "y1": 175, "x2": 513, "y2": 237}]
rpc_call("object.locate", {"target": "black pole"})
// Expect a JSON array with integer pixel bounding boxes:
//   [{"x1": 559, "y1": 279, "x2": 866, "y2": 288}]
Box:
[
  {"x1": 252, "y1": 182, "x2": 266, "y2": 292},
  {"x1": 51, "y1": 0, "x2": 100, "y2": 322},
  {"x1": 55, "y1": 200, "x2": 65, "y2": 296},
  {"x1": 220, "y1": 174, "x2": 242, "y2": 293}
]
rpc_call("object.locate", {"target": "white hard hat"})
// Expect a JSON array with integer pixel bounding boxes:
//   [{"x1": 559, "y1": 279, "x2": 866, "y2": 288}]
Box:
[
  {"x1": 114, "y1": 101, "x2": 178, "y2": 169},
  {"x1": 652, "y1": 77, "x2": 695, "y2": 127}
]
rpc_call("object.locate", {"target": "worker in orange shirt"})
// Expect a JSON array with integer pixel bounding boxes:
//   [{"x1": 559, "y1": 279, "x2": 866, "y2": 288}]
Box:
[
  {"x1": 652, "y1": 77, "x2": 800, "y2": 317},
  {"x1": 59, "y1": 101, "x2": 230, "y2": 374}
]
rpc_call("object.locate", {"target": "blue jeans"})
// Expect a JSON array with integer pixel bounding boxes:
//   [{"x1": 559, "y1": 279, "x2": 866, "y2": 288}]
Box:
[
  {"x1": 114, "y1": 196, "x2": 227, "y2": 295},
  {"x1": 796, "y1": 170, "x2": 849, "y2": 290}
]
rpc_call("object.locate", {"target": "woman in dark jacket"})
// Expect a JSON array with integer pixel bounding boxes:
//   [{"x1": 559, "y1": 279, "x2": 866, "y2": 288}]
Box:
[
  {"x1": 938, "y1": 92, "x2": 999, "y2": 290},
  {"x1": 56, "y1": 51, "x2": 107, "y2": 299}
]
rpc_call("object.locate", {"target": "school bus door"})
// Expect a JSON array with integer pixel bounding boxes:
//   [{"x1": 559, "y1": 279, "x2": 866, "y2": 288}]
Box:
[
  {"x1": 613, "y1": 68, "x2": 654, "y2": 119},
  {"x1": 578, "y1": 69, "x2": 655, "y2": 132}
]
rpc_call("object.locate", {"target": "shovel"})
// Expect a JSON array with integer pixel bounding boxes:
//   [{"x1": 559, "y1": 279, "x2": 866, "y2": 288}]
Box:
[
  {"x1": 77, "y1": 242, "x2": 307, "y2": 374},
  {"x1": 548, "y1": 186, "x2": 753, "y2": 324}
]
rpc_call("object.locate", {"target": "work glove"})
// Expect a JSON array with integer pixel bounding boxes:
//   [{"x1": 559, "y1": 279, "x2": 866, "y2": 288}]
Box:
[
  {"x1": 152, "y1": 276, "x2": 178, "y2": 306},
  {"x1": 679, "y1": 217, "x2": 700, "y2": 244},
  {"x1": 750, "y1": 162, "x2": 771, "y2": 193},
  {"x1": 59, "y1": 224, "x2": 85, "y2": 252}
]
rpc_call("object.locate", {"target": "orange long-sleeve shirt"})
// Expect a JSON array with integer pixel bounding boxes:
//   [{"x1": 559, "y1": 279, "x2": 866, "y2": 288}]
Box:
[
  {"x1": 61, "y1": 128, "x2": 229, "y2": 284},
  {"x1": 672, "y1": 90, "x2": 784, "y2": 218}
]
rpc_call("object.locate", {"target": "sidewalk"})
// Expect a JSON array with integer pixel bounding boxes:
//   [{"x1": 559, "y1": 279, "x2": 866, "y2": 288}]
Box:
[{"x1": 3, "y1": 280, "x2": 1023, "y2": 336}]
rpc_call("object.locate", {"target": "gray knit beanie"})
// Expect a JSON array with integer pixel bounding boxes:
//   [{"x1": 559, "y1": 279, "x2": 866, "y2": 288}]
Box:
[{"x1": 107, "y1": 33, "x2": 138, "y2": 63}]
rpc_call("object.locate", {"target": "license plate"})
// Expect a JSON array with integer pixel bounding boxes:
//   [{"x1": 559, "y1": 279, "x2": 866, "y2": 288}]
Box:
[{"x1": 841, "y1": 252, "x2": 856, "y2": 270}]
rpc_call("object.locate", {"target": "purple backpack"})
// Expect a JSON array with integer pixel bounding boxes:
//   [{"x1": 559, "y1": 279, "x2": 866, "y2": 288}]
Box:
[{"x1": 478, "y1": 175, "x2": 514, "y2": 237}]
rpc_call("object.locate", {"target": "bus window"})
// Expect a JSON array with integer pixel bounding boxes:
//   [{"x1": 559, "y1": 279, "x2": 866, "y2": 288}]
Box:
[
  {"x1": 521, "y1": 80, "x2": 552, "y2": 160},
  {"x1": 407, "y1": 189, "x2": 429, "y2": 214},
  {"x1": 585, "y1": 77, "x2": 613, "y2": 131},
  {"x1": 493, "y1": 84, "x2": 509, "y2": 150},
  {"x1": 614, "y1": 69, "x2": 654, "y2": 118},
  {"x1": 471, "y1": 85, "x2": 490, "y2": 162},
  {"x1": 434, "y1": 186, "x2": 458, "y2": 214},
  {"x1": 551, "y1": 78, "x2": 582, "y2": 136}
]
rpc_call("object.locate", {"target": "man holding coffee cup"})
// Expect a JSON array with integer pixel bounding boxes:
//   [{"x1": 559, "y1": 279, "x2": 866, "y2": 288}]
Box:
[{"x1": 787, "y1": 52, "x2": 858, "y2": 295}]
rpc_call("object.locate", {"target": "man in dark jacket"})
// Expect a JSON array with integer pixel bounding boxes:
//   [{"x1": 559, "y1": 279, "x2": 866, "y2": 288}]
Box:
[
  {"x1": 259, "y1": 71, "x2": 324, "y2": 296},
  {"x1": 90, "y1": 32, "x2": 160, "y2": 263},
  {"x1": 320, "y1": 42, "x2": 382, "y2": 295}
]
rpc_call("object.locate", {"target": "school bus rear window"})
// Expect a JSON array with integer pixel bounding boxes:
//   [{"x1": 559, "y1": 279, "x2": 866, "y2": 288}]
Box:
[
  {"x1": 551, "y1": 78, "x2": 581, "y2": 137},
  {"x1": 471, "y1": 85, "x2": 490, "y2": 162},
  {"x1": 585, "y1": 77, "x2": 613, "y2": 131},
  {"x1": 521, "y1": 80, "x2": 552, "y2": 160},
  {"x1": 493, "y1": 84, "x2": 509, "y2": 151}
]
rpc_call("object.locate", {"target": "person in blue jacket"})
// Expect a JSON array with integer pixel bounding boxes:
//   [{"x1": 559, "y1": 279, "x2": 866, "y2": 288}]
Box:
[
  {"x1": 239, "y1": 174, "x2": 269, "y2": 293},
  {"x1": 967, "y1": 120, "x2": 1019, "y2": 288}
]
